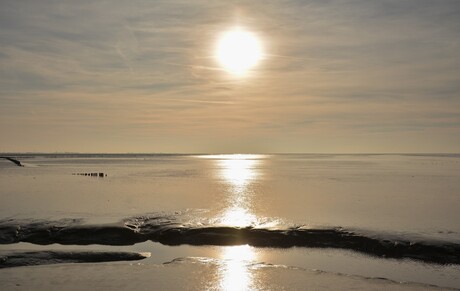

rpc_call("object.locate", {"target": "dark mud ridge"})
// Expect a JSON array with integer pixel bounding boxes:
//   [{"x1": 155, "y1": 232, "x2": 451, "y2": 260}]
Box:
[
  {"x1": 0, "y1": 251, "x2": 149, "y2": 268},
  {"x1": 1, "y1": 218, "x2": 459, "y2": 265}
]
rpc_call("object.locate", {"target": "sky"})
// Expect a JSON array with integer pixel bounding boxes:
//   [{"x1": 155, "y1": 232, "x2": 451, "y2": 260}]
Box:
[{"x1": 1, "y1": 0, "x2": 459, "y2": 153}]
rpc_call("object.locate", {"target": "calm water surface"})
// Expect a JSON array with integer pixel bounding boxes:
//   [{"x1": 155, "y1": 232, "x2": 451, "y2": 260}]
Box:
[{"x1": 1, "y1": 154, "x2": 460, "y2": 289}]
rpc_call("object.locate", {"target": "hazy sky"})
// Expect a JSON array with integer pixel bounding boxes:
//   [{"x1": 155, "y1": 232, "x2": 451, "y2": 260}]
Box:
[{"x1": 1, "y1": 0, "x2": 459, "y2": 153}]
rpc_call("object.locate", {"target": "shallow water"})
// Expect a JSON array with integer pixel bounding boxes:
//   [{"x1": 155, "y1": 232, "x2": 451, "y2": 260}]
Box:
[
  {"x1": 0, "y1": 257, "x2": 448, "y2": 291},
  {"x1": 1, "y1": 154, "x2": 460, "y2": 289}
]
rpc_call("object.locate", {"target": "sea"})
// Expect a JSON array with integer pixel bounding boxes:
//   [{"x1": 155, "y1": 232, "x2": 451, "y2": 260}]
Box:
[{"x1": 0, "y1": 153, "x2": 459, "y2": 290}]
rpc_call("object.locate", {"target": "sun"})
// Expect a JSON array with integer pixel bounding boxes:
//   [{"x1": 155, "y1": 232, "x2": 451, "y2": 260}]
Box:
[{"x1": 215, "y1": 27, "x2": 263, "y2": 75}]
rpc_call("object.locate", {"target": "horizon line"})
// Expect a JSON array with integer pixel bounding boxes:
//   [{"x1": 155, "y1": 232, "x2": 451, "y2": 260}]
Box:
[{"x1": 1, "y1": 152, "x2": 459, "y2": 156}]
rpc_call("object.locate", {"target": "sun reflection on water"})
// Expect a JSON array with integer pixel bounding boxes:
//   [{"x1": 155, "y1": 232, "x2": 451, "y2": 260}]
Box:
[
  {"x1": 197, "y1": 154, "x2": 266, "y2": 290},
  {"x1": 218, "y1": 156, "x2": 260, "y2": 189},
  {"x1": 214, "y1": 154, "x2": 263, "y2": 227},
  {"x1": 219, "y1": 245, "x2": 257, "y2": 291},
  {"x1": 210, "y1": 155, "x2": 263, "y2": 290},
  {"x1": 220, "y1": 207, "x2": 258, "y2": 227}
]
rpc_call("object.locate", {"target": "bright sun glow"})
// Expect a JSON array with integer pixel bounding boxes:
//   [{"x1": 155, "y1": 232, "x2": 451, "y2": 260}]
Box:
[{"x1": 216, "y1": 27, "x2": 263, "y2": 75}]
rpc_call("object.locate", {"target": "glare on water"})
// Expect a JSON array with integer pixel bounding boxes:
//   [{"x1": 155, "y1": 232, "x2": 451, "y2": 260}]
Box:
[
  {"x1": 219, "y1": 157, "x2": 259, "y2": 189},
  {"x1": 212, "y1": 155, "x2": 262, "y2": 290},
  {"x1": 212, "y1": 154, "x2": 262, "y2": 227},
  {"x1": 219, "y1": 207, "x2": 258, "y2": 228},
  {"x1": 219, "y1": 245, "x2": 257, "y2": 291}
]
